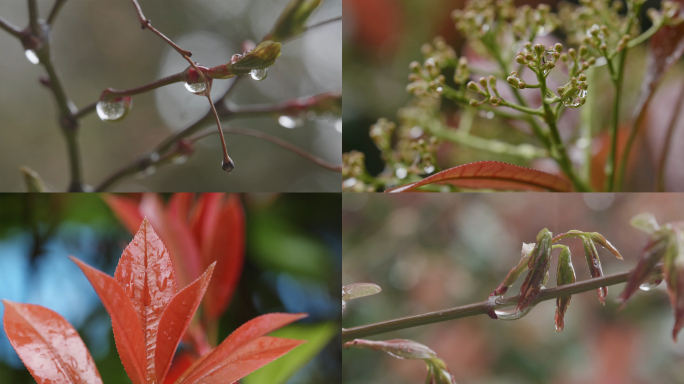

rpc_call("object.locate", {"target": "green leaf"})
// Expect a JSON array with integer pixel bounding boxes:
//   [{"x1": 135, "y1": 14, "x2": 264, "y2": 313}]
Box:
[
  {"x1": 266, "y1": 0, "x2": 322, "y2": 42},
  {"x1": 227, "y1": 41, "x2": 282, "y2": 75},
  {"x1": 242, "y1": 322, "x2": 337, "y2": 384}
]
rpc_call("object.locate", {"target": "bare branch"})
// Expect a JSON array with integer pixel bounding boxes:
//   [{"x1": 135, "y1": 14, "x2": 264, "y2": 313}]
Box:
[
  {"x1": 192, "y1": 126, "x2": 341, "y2": 172},
  {"x1": 128, "y1": 0, "x2": 192, "y2": 57},
  {"x1": 47, "y1": 0, "x2": 68, "y2": 26},
  {"x1": 0, "y1": 15, "x2": 23, "y2": 39},
  {"x1": 28, "y1": 0, "x2": 39, "y2": 36},
  {"x1": 342, "y1": 267, "x2": 641, "y2": 342}
]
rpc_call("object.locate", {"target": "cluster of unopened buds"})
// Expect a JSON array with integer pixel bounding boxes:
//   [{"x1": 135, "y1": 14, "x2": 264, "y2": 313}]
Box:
[
  {"x1": 407, "y1": 58, "x2": 446, "y2": 98},
  {"x1": 342, "y1": 151, "x2": 372, "y2": 193}
]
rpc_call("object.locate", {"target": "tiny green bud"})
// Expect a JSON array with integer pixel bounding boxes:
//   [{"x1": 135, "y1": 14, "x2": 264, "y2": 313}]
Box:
[
  {"x1": 467, "y1": 81, "x2": 479, "y2": 92},
  {"x1": 578, "y1": 73, "x2": 587, "y2": 81},
  {"x1": 554, "y1": 43, "x2": 563, "y2": 53},
  {"x1": 478, "y1": 77, "x2": 488, "y2": 89}
]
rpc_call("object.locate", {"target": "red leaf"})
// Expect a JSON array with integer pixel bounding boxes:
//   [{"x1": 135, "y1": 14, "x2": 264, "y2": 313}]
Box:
[
  {"x1": 104, "y1": 194, "x2": 144, "y2": 234},
  {"x1": 168, "y1": 193, "x2": 195, "y2": 223},
  {"x1": 189, "y1": 194, "x2": 224, "y2": 260},
  {"x1": 202, "y1": 195, "x2": 245, "y2": 320},
  {"x1": 114, "y1": 217, "x2": 178, "y2": 383},
  {"x1": 163, "y1": 349, "x2": 198, "y2": 384},
  {"x1": 385, "y1": 161, "x2": 573, "y2": 192},
  {"x1": 155, "y1": 263, "x2": 215, "y2": 384},
  {"x1": 181, "y1": 336, "x2": 305, "y2": 383},
  {"x1": 175, "y1": 313, "x2": 307, "y2": 384},
  {"x1": 2, "y1": 300, "x2": 103, "y2": 384},
  {"x1": 71, "y1": 257, "x2": 147, "y2": 384},
  {"x1": 141, "y1": 194, "x2": 202, "y2": 289}
]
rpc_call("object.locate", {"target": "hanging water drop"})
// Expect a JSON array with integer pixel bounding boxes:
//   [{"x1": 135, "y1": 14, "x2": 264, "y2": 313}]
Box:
[
  {"x1": 184, "y1": 81, "x2": 207, "y2": 95},
  {"x1": 172, "y1": 155, "x2": 188, "y2": 164},
  {"x1": 639, "y1": 281, "x2": 661, "y2": 291},
  {"x1": 395, "y1": 167, "x2": 408, "y2": 179},
  {"x1": 96, "y1": 98, "x2": 131, "y2": 122},
  {"x1": 25, "y1": 50, "x2": 39, "y2": 64},
  {"x1": 278, "y1": 115, "x2": 304, "y2": 129},
  {"x1": 562, "y1": 89, "x2": 587, "y2": 109},
  {"x1": 222, "y1": 159, "x2": 235, "y2": 173},
  {"x1": 250, "y1": 68, "x2": 268, "y2": 81},
  {"x1": 487, "y1": 295, "x2": 536, "y2": 320}
]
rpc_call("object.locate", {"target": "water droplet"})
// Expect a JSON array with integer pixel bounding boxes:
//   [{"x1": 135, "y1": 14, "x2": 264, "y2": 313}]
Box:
[
  {"x1": 409, "y1": 126, "x2": 423, "y2": 138},
  {"x1": 250, "y1": 68, "x2": 268, "y2": 81},
  {"x1": 424, "y1": 165, "x2": 435, "y2": 174},
  {"x1": 395, "y1": 167, "x2": 408, "y2": 179},
  {"x1": 184, "y1": 81, "x2": 207, "y2": 95},
  {"x1": 562, "y1": 89, "x2": 587, "y2": 108},
  {"x1": 541, "y1": 50, "x2": 557, "y2": 75},
  {"x1": 25, "y1": 50, "x2": 39, "y2": 64},
  {"x1": 230, "y1": 54, "x2": 242, "y2": 64},
  {"x1": 639, "y1": 281, "x2": 661, "y2": 291},
  {"x1": 149, "y1": 152, "x2": 160, "y2": 163},
  {"x1": 343, "y1": 178, "x2": 357, "y2": 188},
  {"x1": 485, "y1": 111, "x2": 494, "y2": 119},
  {"x1": 96, "y1": 98, "x2": 131, "y2": 122},
  {"x1": 335, "y1": 118, "x2": 342, "y2": 133},
  {"x1": 172, "y1": 155, "x2": 188, "y2": 164},
  {"x1": 278, "y1": 115, "x2": 304, "y2": 129},
  {"x1": 488, "y1": 295, "x2": 536, "y2": 320},
  {"x1": 222, "y1": 159, "x2": 235, "y2": 173}
]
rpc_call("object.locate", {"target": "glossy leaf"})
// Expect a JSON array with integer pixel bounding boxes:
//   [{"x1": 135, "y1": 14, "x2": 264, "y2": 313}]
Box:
[
  {"x1": 517, "y1": 229, "x2": 552, "y2": 312},
  {"x1": 242, "y1": 322, "x2": 338, "y2": 384},
  {"x1": 141, "y1": 194, "x2": 202, "y2": 290},
  {"x1": 156, "y1": 263, "x2": 215, "y2": 384},
  {"x1": 71, "y1": 257, "x2": 147, "y2": 384},
  {"x1": 2, "y1": 300, "x2": 103, "y2": 384},
  {"x1": 176, "y1": 313, "x2": 307, "y2": 384},
  {"x1": 115, "y1": 218, "x2": 178, "y2": 383},
  {"x1": 385, "y1": 161, "x2": 572, "y2": 192},
  {"x1": 618, "y1": 227, "x2": 672, "y2": 305},
  {"x1": 186, "y1": 336, "x2": 305, "y2": 383}
]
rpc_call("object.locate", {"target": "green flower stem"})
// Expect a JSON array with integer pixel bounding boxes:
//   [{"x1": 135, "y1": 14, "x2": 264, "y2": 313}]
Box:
[
  {"x1": 441, "y1": 85, "x2": 526, "y2": 120},
  {"x1": 496, "y1": 99, "x2": 545, "y2": 116},
  {"x1": 537, "y1": 70, "x2": 592, "y2": 192},
  {"x1": 580, "y1": 66, "x2": 597, "y2": 182},
  {"x1": 341, "y1": 267, "x2": 636, "y2": 342},
  {"x1": 627, "y1": 21, "x2": 664, "y2": 49},
  {"x1": 427, "y1": 122, "x2": 548, "y2": 160}
]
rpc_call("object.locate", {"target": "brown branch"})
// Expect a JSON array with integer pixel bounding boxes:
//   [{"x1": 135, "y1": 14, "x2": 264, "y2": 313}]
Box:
[
  {"x1": 655, "y1": 80, "x2": 684, "y2": 191},
  {"x1": 129, "y1": 0, "x2": 192, "y2": 57},
  {"x1": 27, "y1": 0, "x2": 39, "y2": 36},
  {"x1": 342, "y1": 267, "x2": 638, "y2": 342},
  {"x1": 192, "y1": 126, "x2": 342, "y2": 172},
  {"x1": 47, "y1": 0, "x2": 69, "y2": 25},
  {"x1": 0, "y1": 15, "x2": 23, "y2": 39}
]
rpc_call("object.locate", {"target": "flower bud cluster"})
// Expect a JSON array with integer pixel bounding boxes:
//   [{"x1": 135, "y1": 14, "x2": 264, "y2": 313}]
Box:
[
  {"x1": 406, "y1": 58, "x2": 446, "y2": 98},
  {"x1": 649, "y1": 1, "x2": 684, "y2": 26},
  {"x1": 420, "y1": 36, "x2": 457, "y2": 68},
  {"x1": 342, "y1": 151, "x2": 373, "y2": 192},
  {"x1": 466, "y1": 75, "x2": 500, "y2": 107},
  {"x1": 369, "y1": 118, "x2": 396, "y2": 155},
  {"x1": 514, "y1": 42, "x2": 562, "y2": 76}
]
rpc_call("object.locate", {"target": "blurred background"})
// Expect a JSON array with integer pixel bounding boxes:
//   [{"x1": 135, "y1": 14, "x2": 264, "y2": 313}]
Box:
[
  {"x1": 342, "y1": 0, "x2": 684, "y2": 191},
  {"x1": 0, "y1": 193, "x2": 341, "y2": 383},
  {"x1": 0, "y1": 0, "x2": 341, "y2": 192},
  {"x1": 343, "y1": 193, "x2": 684, "y2": 384}
]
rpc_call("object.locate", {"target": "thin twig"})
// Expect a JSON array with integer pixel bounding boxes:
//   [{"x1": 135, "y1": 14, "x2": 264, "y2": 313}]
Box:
[
  {"x1": 655, "y1": 80, "x2": 684, "y2": 191},
  {"x1": 129, "y1": 0, "x2": 192, "y2": 57},
  {"x1": 47, "y1": 0, "x2": 69, "y2": 26},
  {"x1": 28, "y1": 0, "x2": 39, "y2": 36},
  {"x1": 0, "y1": 15, "x2": 23, "y2": 39},
  {"x1": 192, "y1": 126, "x2": 341, "y2": 172},
  {"x1": 342, "y1": 267, "x2": 636, "y2": 342}
]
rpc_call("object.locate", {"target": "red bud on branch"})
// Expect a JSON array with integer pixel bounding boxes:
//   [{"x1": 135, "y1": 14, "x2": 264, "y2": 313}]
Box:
[{"x1": 517, "y1": 229, "x2": 553, "y2": 312}]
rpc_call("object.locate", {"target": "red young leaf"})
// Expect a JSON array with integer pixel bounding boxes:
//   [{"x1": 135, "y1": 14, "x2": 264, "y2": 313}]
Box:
[
  {"x1": 385, "y1": 161, "x2": 573, "y2": 192},
  {"x1": 104, "y1": 194, "x2": 144, "y2": 234},
  {"x1": 141, "y1": 194, "x2": 202, "y2": 289},
  {"x1": 201, "y1": 195, "x2": 245, "y2": 321},
  {"x1": 163, "y1": 349, "x2": 198, "y2": 384},
  {"x1": 2, "y1": 300, "x2": 103, "y2": 384},
  {"x1": 155, "y1": 263, "x2": 215, "y2": 384},
  {"x1": 183, "y1": 336, "x2": 305, "y2": 383},
  {"x1": 175, "y1": 313, "x2": 307, "y2": 384},
  {"x1": 71, "y1": 257, "x2": 147, "y2": 384},
  {"x1": 115, "y1": 218, "x2": 178, "y2": 383}
]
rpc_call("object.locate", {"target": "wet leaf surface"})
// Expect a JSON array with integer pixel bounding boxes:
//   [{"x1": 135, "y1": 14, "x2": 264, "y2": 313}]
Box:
[{"x1": 2, "y1": 300, "x2": 103, "y2": 384}]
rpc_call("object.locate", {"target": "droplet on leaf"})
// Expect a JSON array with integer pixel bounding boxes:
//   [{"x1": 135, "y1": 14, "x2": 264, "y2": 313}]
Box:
[{"x1": 250, "y1": 68, "x2": 268, "y2": 81}]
